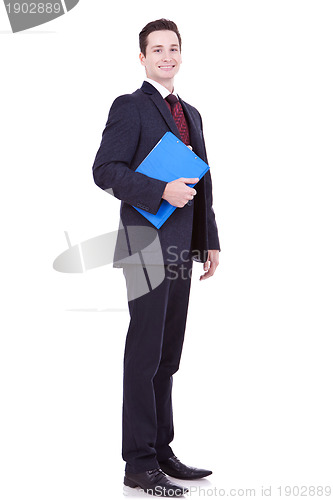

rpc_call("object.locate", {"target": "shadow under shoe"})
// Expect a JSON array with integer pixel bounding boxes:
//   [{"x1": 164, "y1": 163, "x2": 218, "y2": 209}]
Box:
[{"x1": 124, "y1": 467, "x2": 188, "y2": 496}]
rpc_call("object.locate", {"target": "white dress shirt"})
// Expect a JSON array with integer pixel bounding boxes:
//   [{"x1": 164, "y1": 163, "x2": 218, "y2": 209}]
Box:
[{"x1": 144, "y1": 78, "x2": 178, "y2": 99}]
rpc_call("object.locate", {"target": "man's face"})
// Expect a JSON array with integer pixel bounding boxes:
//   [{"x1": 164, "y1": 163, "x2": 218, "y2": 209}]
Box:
[{"x1": 140, "y1": 30, "x2": 182, "y2": 87}]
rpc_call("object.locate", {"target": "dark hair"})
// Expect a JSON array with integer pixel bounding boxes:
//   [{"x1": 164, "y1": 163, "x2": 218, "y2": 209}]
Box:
[{"x1": 139, "y1": 19, "x2": 182, "y2": 56}]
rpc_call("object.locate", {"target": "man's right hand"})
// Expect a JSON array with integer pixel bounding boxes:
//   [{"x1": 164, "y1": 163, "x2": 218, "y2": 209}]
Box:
[{"x1": 161, "y1": 178, "x2": 199, "y2": 208}]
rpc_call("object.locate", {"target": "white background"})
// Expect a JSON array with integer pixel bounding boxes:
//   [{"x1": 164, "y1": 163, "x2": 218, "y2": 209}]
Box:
[{"x1": 1, "y1": 1, "x2": 332, "y2": 498}]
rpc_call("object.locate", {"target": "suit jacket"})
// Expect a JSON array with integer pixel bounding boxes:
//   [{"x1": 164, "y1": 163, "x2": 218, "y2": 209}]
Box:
[{"x1": 92, "y1": 81, "x2": 220, "y2": 266}]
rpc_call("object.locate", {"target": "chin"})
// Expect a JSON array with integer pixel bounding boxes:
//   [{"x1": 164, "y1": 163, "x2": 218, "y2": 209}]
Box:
[{"x1": 158, "y1": 70, "x2": 177, "y2": 78}]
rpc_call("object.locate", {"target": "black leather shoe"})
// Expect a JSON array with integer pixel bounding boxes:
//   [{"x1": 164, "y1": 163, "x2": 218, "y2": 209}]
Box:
[
  {"x1": 124, "y1": 468, "x2": 188, "y2": 496},
  {"x1": 159, "y1": 455, "x2": 212, "y2": 480}
]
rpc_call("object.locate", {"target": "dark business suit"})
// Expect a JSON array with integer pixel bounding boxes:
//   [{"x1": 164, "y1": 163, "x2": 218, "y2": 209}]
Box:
[
  {"x1": 93, "y1": 81, "x2": 220, "y2": 266},
  {"x1": 92, "y1": 81, "x2": 220, "y2": 473}
]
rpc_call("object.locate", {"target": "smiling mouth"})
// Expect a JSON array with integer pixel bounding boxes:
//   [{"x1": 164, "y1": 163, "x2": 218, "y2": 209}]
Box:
[{"x1": 159, "y1": 65, "x2": 176, "y2": 70}]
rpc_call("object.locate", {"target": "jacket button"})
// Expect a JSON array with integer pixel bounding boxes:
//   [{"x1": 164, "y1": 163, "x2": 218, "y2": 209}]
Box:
[{"x1": 187, "y1": 201, "x2": 193, "y2": 206}]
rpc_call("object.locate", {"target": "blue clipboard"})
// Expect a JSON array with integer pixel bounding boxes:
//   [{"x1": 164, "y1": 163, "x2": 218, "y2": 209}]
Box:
[{"x1": 133, "y1": 132, "x2": 210, "y2": 229}]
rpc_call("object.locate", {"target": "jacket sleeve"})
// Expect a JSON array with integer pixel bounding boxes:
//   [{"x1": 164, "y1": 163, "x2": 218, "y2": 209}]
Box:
[
  {"x1": 92, "y1": 95, "x2": 167, "y2": 215},
  {"x1": 199, "y1": 113, "x2": 221, "y2": 251},
  {"x1": 205, "y1": 169, "x2": 221, "y2": 251}
]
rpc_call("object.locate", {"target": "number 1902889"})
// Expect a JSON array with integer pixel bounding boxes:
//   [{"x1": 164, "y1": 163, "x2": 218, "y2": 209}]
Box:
[{"x1": 5, "y1": 3, "x2": 62, "y2": 14}]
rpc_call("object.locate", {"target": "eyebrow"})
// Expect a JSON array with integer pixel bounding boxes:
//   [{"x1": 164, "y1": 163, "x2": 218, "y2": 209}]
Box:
[{"x1": 150, "y1": 44, "x2": 179, "y2": 49}]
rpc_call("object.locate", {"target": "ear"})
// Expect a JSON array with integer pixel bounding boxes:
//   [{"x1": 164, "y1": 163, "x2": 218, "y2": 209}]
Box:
[{"x1": 139, "y1": 52, "x2": 146, "y2": 67}]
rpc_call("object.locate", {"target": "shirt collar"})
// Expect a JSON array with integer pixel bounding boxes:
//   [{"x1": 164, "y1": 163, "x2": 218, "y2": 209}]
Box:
[{"x1": 144, "y1": 78, "x2": 178, "y2": 100}]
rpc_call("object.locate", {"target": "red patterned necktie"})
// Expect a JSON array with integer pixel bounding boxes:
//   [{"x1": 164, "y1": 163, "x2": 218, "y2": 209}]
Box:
[{"x1": 165, "y1": 94, "x2": 190, "y2": 146}]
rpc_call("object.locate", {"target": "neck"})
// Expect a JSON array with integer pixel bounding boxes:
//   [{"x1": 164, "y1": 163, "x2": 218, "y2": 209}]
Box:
[
  {"x1": 162, "y1": 80, "x2": 174, "y2": 93},
  {"x1": 147, "y1": 76, "x2": 174, "y2": 94}
]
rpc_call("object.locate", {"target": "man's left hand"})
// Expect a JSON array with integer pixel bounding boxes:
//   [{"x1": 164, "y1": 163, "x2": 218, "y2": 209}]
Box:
[{"x1": 199, "y1": 250, "x2": 220, "y2": 281}]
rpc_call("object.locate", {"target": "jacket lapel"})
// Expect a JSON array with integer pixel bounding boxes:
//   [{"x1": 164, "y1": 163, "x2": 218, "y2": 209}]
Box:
[
  {"x1": 141, "y1": 82, "x2": 181, "y2": 140},
  {"x1": 140, "y1": 82, "x2": 205, "y2": 159}
]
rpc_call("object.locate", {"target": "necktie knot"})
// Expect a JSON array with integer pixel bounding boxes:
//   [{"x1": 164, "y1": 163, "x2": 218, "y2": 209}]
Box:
[{"x1": 165, "y1": 94, "x2": 179, "y2": 107}]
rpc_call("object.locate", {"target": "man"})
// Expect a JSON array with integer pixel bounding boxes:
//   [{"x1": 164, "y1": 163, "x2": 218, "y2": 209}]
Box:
[{"x1": 92, "y1": 19, "x2": 220, "y2": 497}]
